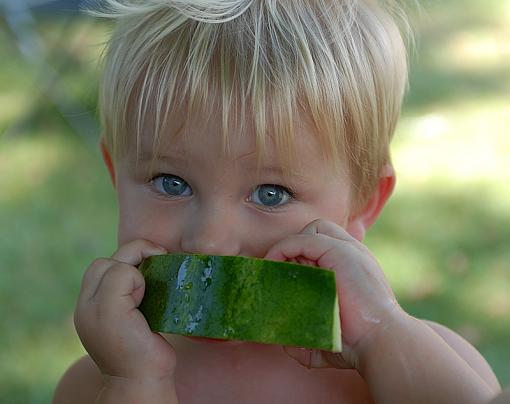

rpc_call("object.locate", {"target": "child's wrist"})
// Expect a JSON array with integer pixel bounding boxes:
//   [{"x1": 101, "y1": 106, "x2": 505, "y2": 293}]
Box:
[
  {"x1": 351, "y1": 309, "x2": 412, "y2": 373},
  {"x1": 97, "y1": 374, "x2": 178, "y2": 404}
]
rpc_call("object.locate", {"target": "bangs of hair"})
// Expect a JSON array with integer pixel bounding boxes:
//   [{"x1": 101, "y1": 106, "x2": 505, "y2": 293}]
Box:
[{"x1": 93, "y1": 0, "x2": 412, "y2": 210}]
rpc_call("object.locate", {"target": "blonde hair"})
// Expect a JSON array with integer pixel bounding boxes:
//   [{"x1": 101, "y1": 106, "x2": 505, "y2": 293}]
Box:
[{"x1": 93, "y1": 0, "x2": 412, "y2": 211}]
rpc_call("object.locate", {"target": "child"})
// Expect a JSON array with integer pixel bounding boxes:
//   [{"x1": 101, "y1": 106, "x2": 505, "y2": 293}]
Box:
[
  {"x1": 54, "y1": 0, "x2": 501, "y2": 403},
  {"x1": 490, "y1": 388, "x2": 510, "y2": 404}
]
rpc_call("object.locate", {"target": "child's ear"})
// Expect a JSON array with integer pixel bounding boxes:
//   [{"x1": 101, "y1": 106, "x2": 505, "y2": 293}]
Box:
[
  {"x1": 346, "y1": 163, "x2": 396, "y2": 241},
  {"x1": 100, "y1": 139, "x2": 116, "y2": 188}
]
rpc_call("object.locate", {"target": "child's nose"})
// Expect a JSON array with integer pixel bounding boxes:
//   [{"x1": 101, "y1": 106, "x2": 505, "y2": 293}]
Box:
[{"x1": 180, "y1": 206, "x2": 242, "y2": 256}]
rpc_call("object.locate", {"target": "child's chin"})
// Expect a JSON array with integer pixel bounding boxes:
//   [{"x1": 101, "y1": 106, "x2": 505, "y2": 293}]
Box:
[{"x1": 185, "y1": 336, "x2": 246, "y2": 346}]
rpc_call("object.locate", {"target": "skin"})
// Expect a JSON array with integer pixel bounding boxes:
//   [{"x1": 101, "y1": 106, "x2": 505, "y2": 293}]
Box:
[
  {"x1": 54, "y1": 108, "x2": 501, "y2": 404},
  {"x1": 490, "y1": 388, "x2": 510, "y2": 404}
]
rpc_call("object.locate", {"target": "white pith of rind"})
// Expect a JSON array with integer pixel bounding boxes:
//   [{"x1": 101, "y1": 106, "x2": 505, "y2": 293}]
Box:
[{"x1": 332, "y1": 294, "x2": 342, "y2": 352}]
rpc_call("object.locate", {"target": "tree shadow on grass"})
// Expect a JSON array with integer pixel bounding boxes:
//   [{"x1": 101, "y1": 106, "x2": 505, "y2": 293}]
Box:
[
  {"x1": 405, "y1": 64, "x2": 510, "y2": 113},
  {"x1": 402, "y1": 0, "x2": 510, "y2": 113}
]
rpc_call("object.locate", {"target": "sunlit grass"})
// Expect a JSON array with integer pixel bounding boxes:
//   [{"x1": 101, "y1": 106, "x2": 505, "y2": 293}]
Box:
[
  {"x1": 0, "y1": 136, "x2": 67, "y2": 201},
  {"x1": 444, "y1": 31, "x2": 510, "y2": 69},
  {"x1": 426, "y1": 2, "x2": 510, "y2": 70},
  {"x1": 395, "y1": 98, "x2": 510, "y2": 185},
  {"x1": 0, "y1": 92, "x2": 30, "y2": 128}
]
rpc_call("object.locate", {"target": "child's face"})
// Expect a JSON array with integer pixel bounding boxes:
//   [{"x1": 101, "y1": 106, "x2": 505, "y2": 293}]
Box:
[{"x1": 112, "y1": 109, "x2": 355, "y2": 257}]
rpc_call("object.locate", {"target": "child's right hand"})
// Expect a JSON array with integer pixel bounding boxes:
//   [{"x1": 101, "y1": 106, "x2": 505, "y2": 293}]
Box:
[
  {"x1": 264, "y1": 219, "x2": 402, "y2": 369},
  {"x1": 74, "y1": 240, "x2": 177, "y2": 385}
]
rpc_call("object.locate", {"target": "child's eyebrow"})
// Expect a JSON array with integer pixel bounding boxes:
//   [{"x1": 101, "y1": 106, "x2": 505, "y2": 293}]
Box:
[
  {"x1": 135, "y1": 151, "x2": 306, "y2": 181},
  {"x1": 135, "y1": 152, "x2": 187, "y2": 164},
  {"x1": 235, "y1": 153, "x2": 306, "y2": 180},
  {"x1": 241, "y1": 164, "x2": 305, "y2": 181}
]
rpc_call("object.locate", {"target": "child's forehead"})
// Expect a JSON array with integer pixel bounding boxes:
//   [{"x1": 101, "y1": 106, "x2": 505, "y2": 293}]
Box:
[
  {"x1": 138, "y1": 107, "x2": 257, "y2": 155},
  {"x1": 132, "y1": 106, "x2": 345, "y2": 180}
]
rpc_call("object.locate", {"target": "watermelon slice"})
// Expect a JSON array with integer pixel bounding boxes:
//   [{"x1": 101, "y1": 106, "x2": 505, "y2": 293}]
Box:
[{"x1": 138, "y1": 254, "x2": 341, "y2": 352}]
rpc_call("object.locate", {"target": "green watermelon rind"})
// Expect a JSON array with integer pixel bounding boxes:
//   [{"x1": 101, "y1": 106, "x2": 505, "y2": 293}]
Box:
[{"x1": 138, "y1": 254, "x2": 342, "y2": 352}]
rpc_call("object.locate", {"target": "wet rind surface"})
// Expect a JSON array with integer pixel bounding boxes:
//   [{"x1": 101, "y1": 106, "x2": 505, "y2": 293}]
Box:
[{"x1": 138, "y1": 254, "x2": 340, "y2": 351}]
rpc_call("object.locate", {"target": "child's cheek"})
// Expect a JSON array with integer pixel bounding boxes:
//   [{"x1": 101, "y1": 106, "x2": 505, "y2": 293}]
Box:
[{"x1": 117, "y1": 204, "x2": 179, "y2": 250}]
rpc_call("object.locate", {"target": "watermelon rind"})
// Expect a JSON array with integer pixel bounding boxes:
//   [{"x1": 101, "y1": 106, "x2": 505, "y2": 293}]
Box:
[{"x1": 138, "y1": 254, "x2": 342, "y2": 352}]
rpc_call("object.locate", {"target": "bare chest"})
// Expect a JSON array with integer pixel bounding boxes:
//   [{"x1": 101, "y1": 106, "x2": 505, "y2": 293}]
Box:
[
  {"x1": 170, "y1": 338, "x2": 374, "y2": 404},
  {"x1": 176, "y1": 369, "x2": 373, "y2": 404}
]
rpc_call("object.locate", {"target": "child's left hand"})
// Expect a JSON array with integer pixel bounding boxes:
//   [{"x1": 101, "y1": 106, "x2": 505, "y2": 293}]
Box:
[{"x1": 264, "y1": 218, "x2": 404, "y2": 370}]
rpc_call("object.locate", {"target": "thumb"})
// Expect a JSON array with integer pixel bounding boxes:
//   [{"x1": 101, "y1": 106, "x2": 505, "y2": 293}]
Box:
[{"x1": 282, "y1": 346, "x2": 353, "y2": 369}]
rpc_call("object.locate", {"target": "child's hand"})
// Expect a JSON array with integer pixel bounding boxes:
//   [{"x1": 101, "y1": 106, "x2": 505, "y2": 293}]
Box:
[
  {"x1": 264, "y1": 219, "x2": 404, "y2": 370},
  {"x1": 74, "y1": 240, "x2": 177, "y2": 384}
]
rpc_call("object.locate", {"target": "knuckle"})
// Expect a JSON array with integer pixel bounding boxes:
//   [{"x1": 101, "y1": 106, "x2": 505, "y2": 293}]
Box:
[
  {"x1": 124, "y1": 239, "x2": 146, "y2": 251},
  {"x1": 108, "y1": 262, "x2": 137, "y2": 278},
  {"x1": 83, "y1": 258, "x2": 112, "y2": 277},
  {"x1": 128, "y1": 238, "x2": 160, "y2": 251},
  {"x1": 142, "y1": 238, "x2": 165, "y2": 249},
  {"x1": 139, "y1": 238, "x2": 159, "y2": 248},
  {"x1": 302, "y1": 218, "x2": 336, "y2": 234},
  {"x1": 101, "y1": 263, "x2": 142, "y2": 290},
  {"x1": 91, "y1": 257, "x2": 111, "y2": 268},
  {"x1": 81, "y1": 258, "x2": 111, "y2": 285},
  {"x1": 112, "y1": 239, "x2": 165, "y2": 264},
  {"x1": 100, "y1": 266, "x2": 123, "y2": 285}
]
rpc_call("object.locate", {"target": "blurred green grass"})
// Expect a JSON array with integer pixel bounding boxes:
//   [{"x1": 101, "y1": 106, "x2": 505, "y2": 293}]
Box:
[{"x1": 1, "y1": 2, "x2": 509, "y2": 402}]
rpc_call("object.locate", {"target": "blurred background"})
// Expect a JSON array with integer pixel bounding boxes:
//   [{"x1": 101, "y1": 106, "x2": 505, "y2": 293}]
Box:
[{"x1": 0, "y1": 0, "x2": 509, "y2": 402}]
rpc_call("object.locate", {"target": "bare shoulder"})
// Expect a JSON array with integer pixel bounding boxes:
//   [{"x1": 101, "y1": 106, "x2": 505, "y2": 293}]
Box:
[
  {"x1": 53, "y1": 355, "x2": 103, "y2": 404},
  {"x1": 423, "y1": 319, "x2": 501, "y2": 391},
  {"x1": 490, "y1": 388, "x2": 510, "y2": 404}
]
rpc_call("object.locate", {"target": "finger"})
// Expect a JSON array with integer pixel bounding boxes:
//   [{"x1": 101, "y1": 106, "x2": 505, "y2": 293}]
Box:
[
  {"x1": 288, "y1": 256, "x2": 316, "y2": 266},
  {"x1": 300, "y1": 219, "x2": 351, "y2": 240},
  {"x1": 78, "y1": 258, "x2": 115, "y2": 303},
  {"x1": 282, "y1": 346, "x2": 353, "y2": 369},
  {"x1": 265, "y1": 232, "x2": 395, "y2": 305},
  {"x1": 301, "y1": 219, "x2": 368, "y2": 255},
  {"x1": 264, "y1": 233, "x2": 339, "y2": 265},
  {"x1": 111, "y1": 239, "x2": 167, "y2": 266},
  {"x1": 93, "y1": 263, "x2": 145, "y2": 312}
]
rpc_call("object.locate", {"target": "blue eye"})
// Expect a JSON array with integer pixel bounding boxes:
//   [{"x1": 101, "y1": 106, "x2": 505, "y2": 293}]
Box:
[
  {"x1": 152, "y1": 174, "x2": 192, "y2": 197},
  {"x1": 250, "y1": 184, "x2": 294, "y2": 209}
]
